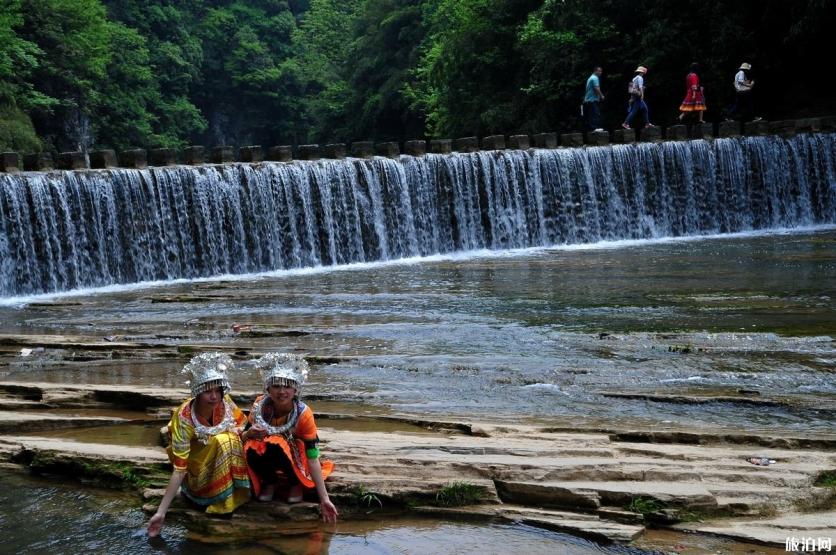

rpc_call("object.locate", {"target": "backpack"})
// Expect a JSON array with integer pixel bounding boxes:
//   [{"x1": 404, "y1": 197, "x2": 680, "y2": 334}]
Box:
[{"x1": 627, "y1": 79, "x2": 637, "y2": 95}]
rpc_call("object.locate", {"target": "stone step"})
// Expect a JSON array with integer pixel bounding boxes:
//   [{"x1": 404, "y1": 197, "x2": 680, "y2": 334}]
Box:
[
  {"x1": 496, "y1": 480, "x2": 718, "y2": 511},
  {"x1": 414, "y1": 504, "x2": 644, "y2": 543},
  {"x1": 673, "y1": 511, "x2": 836, "y2": 548}
]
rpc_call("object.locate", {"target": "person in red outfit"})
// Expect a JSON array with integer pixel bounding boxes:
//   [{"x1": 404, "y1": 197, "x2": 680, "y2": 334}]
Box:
[
  {"x1": 678, "y1": 62, "x2": 707, "y2": 123},
  {"x1": 243, "y1": 352, "x2": 338, "y2": 523}
]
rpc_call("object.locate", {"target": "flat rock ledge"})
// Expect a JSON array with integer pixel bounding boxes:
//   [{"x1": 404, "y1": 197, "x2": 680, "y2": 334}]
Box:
[{"x1": 0, "y1": 382, "x2": 834, "y2": 548}]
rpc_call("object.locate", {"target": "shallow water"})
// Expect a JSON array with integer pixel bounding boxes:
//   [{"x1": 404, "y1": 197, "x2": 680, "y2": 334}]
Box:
[
  {"x1": 1, "y1": 229, "x2": 834, "y2": 432},
  {"x1": 0, "y1": 472, "x2": 647, "y2": 554}
]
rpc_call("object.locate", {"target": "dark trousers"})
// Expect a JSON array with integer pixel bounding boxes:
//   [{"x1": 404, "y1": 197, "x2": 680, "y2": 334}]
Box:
[
  {"x1": 583, "y1": 101, "x2": 601, "y2": 131},
  {"x1": 729, "y1": 91, "x2": 753, "y2": 122},
  {"x1": 625, "y1": 95, "x2": 649, "y2": 127},
  {"x1": 247, "y1": 442, "x2": 299, "y2": 485}
]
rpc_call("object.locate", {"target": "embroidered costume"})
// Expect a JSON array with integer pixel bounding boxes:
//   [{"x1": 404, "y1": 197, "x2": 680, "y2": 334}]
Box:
[
  {"x1": 244, "y1": 396, "x2": 334, "y2": 496},
  {"x1": 167, "y1": 394, "x2": 250, "y2": 513}
]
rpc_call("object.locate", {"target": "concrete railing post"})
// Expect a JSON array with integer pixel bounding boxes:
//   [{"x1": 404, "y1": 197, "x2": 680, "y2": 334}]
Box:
[
  {"x1": 794, "y1": 118, "x2": 820, "y2": 134},
  {"x1": 351, "y1": 141, "x2": 374, "y2": 158},
  {"x1": 57, "y1": 151, "x2": 88, "y2": 170},
  {"x1": 453, "y1": 137, "x2": 479, "y2": 152},
  {"x1": 149, "y1": 148, "x2": 177, "y2": 166},
  {"x1": 1, "y1": 152, "x2": 22, "y2": 172},
  {"x1": 666, "y1": 125, "x2": 688, "y2": 141},
  {"x1": 585, "y1": 130, "x2": 609, "y2": 146},
  {"x1": 508, "y1": 135, "x2": 530, "y2": 149},
  {"x1": 239, "y1": 145, "x2": 263, "y2": 163},
  {"x1": 90, "y1": 149, "x2": 117, "y2": 169},
  {"x1": 560, "y1": 133, "x2": 584, "y2": 147},
  {"x1": 743, "y1": 120, "x2": 769, "y2": 136},
  {"x1": 769, "y1": 120, "x2": 796, "y2": 138},
  {"x1": 404, "y1": 140, "x2": 427, "y2": 156},
  {"x1": 184, "y1": 146, "x2": 205, "y2": 165},
  {"x1": 212, "y1": 146, "x2": 235, "y2": 164},
  {"x1": 481, "y1": 135, "x2": 505, "y2": 150},
  {"x1": 266, "y1": 146, "x2": 292, "y2": 162},
  {"x1": 298, "y1": 144, "x2": 320, "y2": 161},
  {"x1": 322, "y1": 144, "x2": 347, "y2": 159},
  {"x1": 639, "y1": 126, "x2": 662, "y2": 142},
  {"x1": 23, "y1": 152, "x2": 54, "y2": 171},
  {"x1": 718, "y1": 121, "x2": 741, "y2": 138},
  {"x1": 429, "y1": 139, "x2": 452, "y2": 154},
  {"x1": 532, "y1": 133, "x2": 557, "y2": 149},
  {"x1": 612, "y1": 129, "x2": 635, "y2": 143},
  {"x1": 119, "y1": 149, "x2": 147, "y2": 169},
  {"x1": 375, "y1": 142, "x2": 400, "y2": 157}
]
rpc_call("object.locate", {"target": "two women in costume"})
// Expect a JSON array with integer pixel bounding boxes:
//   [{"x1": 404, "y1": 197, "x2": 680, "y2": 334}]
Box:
[{"x1": 146, "y1": 352, "x2": 337, "y2": 537}]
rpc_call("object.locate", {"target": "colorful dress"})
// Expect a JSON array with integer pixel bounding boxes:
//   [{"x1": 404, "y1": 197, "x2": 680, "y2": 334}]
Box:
[
  {"x1": 244, "y1": 396, "x2": 335, "y2": 497},
  {"x1": 679, "y1": 72, "x2": 706, "y2": 112},
  {"x1": 167, "y1": 395, "x2": 251, "y2": 513}
]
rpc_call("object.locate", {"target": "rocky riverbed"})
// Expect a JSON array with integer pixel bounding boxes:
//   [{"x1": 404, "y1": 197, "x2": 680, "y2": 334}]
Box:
[{"x1": 0, "y1": 379, "x2": 832, "y2": 551}]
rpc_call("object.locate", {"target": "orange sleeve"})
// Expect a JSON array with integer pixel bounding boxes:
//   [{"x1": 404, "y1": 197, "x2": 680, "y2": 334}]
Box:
[{"x1": 295, "y1": 406, "x2": 318, "y2": 440}]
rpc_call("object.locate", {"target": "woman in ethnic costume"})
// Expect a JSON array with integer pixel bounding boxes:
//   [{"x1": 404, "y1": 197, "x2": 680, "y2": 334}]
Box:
[
  {"x1": 147, "y1": 353, "x2": 250, "y2": 537},
  {"x1": 678, "y1": 62, "x2": 707, "y2": 123},
  {"x1": 244, "y1": 353, "x2": 338, "y2": 523}
]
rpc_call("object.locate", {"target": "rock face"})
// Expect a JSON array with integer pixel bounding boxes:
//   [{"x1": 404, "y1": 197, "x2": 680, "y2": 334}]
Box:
[{"x1": 0, "y1": 381, "x2": 833, "y2": 548}]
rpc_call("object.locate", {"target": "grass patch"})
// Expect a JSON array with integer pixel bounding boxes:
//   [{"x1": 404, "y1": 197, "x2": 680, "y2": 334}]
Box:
[
  {"x1": 814, "y1": 470, "x2": 836, "y2": 488},
  {"x1": 351, "y1": 485, "x2": 383, "y2": 509},
  {"x1": 434, "y1": 482, "x2": 484, "y2": 507},
  {"x1": 29, "y1": 453, "x2": 150, "y2": 489},
  {"x1": 625, "y1": 496, "x2": 665, "y2": 515}
]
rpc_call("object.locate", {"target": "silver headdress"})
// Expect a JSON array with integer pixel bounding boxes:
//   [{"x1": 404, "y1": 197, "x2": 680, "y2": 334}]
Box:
[
  {"x1": 255, "y1": 352, "x2": 309, "y2": 393},
  {"x1": 181, "y1": 352, "x2": 233, "y2": 397}
]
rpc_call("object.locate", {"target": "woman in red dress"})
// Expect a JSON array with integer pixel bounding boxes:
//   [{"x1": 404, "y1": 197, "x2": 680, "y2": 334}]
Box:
[{"x1": 679, "y1": 62, "x2": 706, "y2": 123}]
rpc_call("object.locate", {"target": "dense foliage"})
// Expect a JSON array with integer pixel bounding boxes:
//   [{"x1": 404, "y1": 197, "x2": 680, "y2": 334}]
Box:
[{"x1": 1, "y1": 0, "x2": 833, "y2": 151}]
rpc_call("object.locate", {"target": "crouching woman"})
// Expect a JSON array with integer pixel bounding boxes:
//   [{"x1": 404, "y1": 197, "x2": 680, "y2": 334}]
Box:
[
  {"x1": 147, "y1": 353, "x2": 250, "y2": 537},
  {"x1": 243, "y1": 353, "x2": 338, "y2": 523}
]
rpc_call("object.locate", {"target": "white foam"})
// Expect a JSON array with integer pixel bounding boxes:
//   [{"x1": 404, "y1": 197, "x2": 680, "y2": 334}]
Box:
[{"x1": 2, "y1": 224, "x2": 834, "y2": 307}]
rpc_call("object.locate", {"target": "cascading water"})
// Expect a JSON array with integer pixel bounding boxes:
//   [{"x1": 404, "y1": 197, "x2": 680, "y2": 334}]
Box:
[{"x1": 1, "y1": 134, "x2": 834, "y2": 297}]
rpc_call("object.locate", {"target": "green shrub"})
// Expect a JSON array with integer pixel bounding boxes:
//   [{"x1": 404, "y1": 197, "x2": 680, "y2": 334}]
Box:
[{"x1": 0, "y1": 105, "x2": 41, "y2": 152}]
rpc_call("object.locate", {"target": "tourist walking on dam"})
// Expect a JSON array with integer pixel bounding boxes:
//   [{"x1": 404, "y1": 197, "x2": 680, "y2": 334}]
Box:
[
  {"x1": 623, "y1": 66, "x2": 655, "y2": 129},
  {"x1": 583, "y1": 66, "x2": 605, "y2": 131},
  {"x1": 727, "y1": 62, "x2": 759, "y2": 122},
  {"x1": 244, "y1": 353, "x2": 338, "y2": 523},
  {"x1": 147, "y1": 353, "x2": 250, "y2": 537},
  {"x1": 678, "y1": 62, "x2": 707, "y2": 123}
]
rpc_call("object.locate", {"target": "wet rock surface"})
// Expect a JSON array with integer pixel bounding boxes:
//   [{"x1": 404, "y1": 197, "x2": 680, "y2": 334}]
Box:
[{"x1": 0, "y1": 381, "x2": 833, "y2": 548}]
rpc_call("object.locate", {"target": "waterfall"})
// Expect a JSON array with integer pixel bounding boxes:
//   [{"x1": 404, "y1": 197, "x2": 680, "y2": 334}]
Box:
[{"x1": 1, "y1": 134, "x2": 834, "y2": 297}]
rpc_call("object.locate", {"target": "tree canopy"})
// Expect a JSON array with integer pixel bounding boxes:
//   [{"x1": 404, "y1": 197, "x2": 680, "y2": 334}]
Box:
[{"x1": 1, "y1": 0, "x2": 833, "y2": 151}]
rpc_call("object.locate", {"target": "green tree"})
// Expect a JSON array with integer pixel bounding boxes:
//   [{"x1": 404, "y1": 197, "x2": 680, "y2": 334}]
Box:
[
  {"x1": 410, "y1": 0, "x2": 540, "y2": 138},
  {"x1": 18, "y1": 0, "x2": 111, "y2": 150},
  {"x1": 343, "y1": 0, "x2": 426, "y2": 140},
  {"x1": 291, "y1": 0, "x2": 361, "y2": 142}
]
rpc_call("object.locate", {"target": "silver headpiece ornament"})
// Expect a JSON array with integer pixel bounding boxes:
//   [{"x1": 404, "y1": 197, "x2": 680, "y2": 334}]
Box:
[
  {"x1": 181, "y1": 352, "x2": 233, "y2": 397},
  {"x1": 255, "y1": 352, "x2": 309, "y2": 393}
]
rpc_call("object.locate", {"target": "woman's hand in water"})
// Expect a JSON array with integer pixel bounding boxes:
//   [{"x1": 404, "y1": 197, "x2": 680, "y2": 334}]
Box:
[
  {"x1": 147, "y1": 512, "x2": 165, "y2": 537},
  {"x1": 320, "y1": 498, "x2": 339, "y2": 523}
]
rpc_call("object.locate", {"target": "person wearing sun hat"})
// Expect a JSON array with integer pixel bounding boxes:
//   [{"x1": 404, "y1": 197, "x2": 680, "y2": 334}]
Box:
[
  {"x1": 728, "y1": 62, "x2": 759, "y2": 122},
  {"x1": 243, "y1": 352, "x2": 338, "y2": 523},
  {"x1": 623, "y1": 65, "x2": 656, "y2": 130},
  {"x1": 147, "y1": 353, "x2": 251, "y2": 537}
]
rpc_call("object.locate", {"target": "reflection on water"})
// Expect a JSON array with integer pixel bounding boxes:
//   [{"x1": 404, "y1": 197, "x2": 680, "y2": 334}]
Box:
[
  {"x1": 0, "y1": 473, "x2": 647, "y2": 554},
  {"x1": 0, "y1": 230, "x2": 834, "y2": 432}
]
